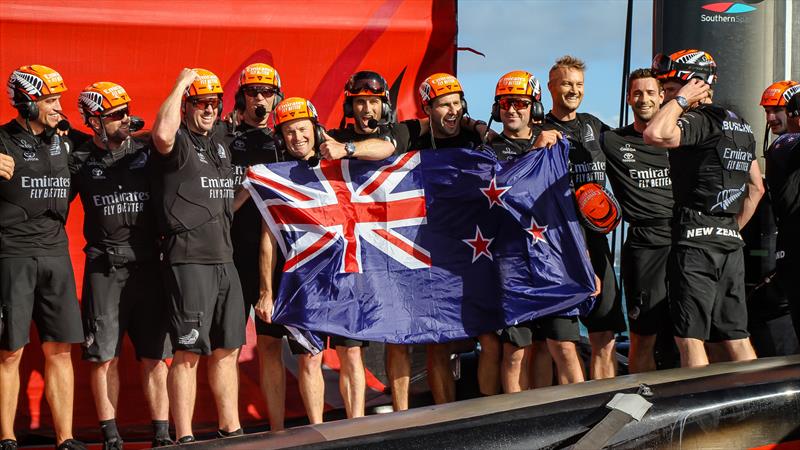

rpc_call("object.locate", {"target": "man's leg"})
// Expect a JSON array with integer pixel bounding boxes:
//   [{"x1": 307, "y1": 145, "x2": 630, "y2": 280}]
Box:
[
  {"x1": 0, "y1": 348, "x2": 23, "y2": 441},
  {"x1": 628, "y1": 333, "x2": 657, "y2": 373},
  {"x1": 141, "y1": 358, "x2": 170, "y2": 422},
  {"x1": 722, "y1": 338, "x2": 757, "y2": 362},
  {"x1": 546, "y1": 339, "x2": 584, "y2": 384},
  {"x1": 297, "y1": 352, "x2": 325, "y2": 424},
  {"x1": 208, "y1": 348, "x2": 242, "y2": 433},
  {"x1": 529, "y1": 341, "x2": 554, "y2": 388},
  {"x1": 257, "y1": 335, "x2": 285, "y2": 431},
  {"x1": 501, "y1": 343, "x2": 530, "y2": 393},
  {"x1": 385, "y1": 344, "x2": 410, "y2": 411},
  {"x1": 588, "y1": 331, "x2": 616, "y2": 379},
  {"x1": 674, "y1": 337, "x2": 709, "y2": 367},
  {"x1": 42, "y1": 342, "x2": 75, "y2": 445},
  {"x1": 477, "y1": 333, "x2": 501, "y2": 396},
  {"x1": 168, "y1": 350, "x2": 200, "y2": 440},
  {"x1": 335, "y1": 346, "x2": 365, "y2": 418},
  {"x1": 426, "y1": 343, "x2": 455, "y2": 404},
  {"x1": 89, "y1": 358, "x2": 119, "y2": 421}
]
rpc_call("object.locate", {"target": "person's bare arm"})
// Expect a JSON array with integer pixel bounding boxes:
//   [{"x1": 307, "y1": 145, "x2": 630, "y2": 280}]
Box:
[
  {"x1": 256, "y1": 220, "x2": 279, "y2": 323},
  {"x1": 643, "y1": 79, "x2": 710, "y2": 148},
  {"x1": 736, "y1": 161, "x2": 765, "y2": 229},
  {"x1": 152, "y1": 69, "x2": 199, "y2": 155},
  {"x1": 318, "y1": 130, "x2": 396, "y2": 161}
]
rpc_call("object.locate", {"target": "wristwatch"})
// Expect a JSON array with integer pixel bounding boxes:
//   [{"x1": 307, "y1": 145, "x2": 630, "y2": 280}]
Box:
[
  {"x1": 345, "y1": 141, "x2": 356, "y2": 157},
  {"x1": 674, "y1": 96, "x2": 690, "y2": 111}
]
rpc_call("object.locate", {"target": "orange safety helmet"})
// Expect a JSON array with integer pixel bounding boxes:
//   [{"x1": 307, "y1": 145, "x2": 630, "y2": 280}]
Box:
[
  {"x1": 184, "y1": 68, "x2": 223, "y2": 98},
  {"x1": 272, "y1": 97, "x2": 319, "y2": 128},
  {"x1": 760, "y1": 80, "x2": 800, "y2": 107},
  {"x1": 419, "y1": 73, "x2": 463, "y2": 105},
  {"x1": 652, "y1": 49, "x2": 717, "y2": 85},
  {"x1": 239, "y1": 63, "x2": 281, "y2": 89},
  {"x1": 6, "y1": 64, "x2": 67, "y2": 105},
  {"x1": 574, "y1": 183, "x2": 622, "y2": 234},
  {"x1": 494, "y1": 70, "x2": 542, "y2": 101},
  {"x1": 78, "y1": 82, "x2": 131, "y2": 123}
]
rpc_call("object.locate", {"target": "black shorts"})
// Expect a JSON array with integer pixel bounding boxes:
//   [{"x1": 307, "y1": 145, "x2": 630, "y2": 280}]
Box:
[
  {"x1": 164, "y1": 263, "x2": 246, "y2": 355},
  {"x1": 81, "y1": 258, "x2": 172, "y2": 362},
  {"x1": 668, "y1": 246, "x2": 749, "y2": 341},
  {"x1": 621, "y1": 242, "x2": 671, "y2": 336},
  {"x1": 328, "y1": 334, "x2": 369, "y2": 349},
  {"x1": 500, "y1": 322, "x2": 535, "y2": 348},
  {"x1": 532, "y1": 316, "x2": 580, "y2": 342},
  {"x1": 580, "y1": 232, "x2": 627, "y2": 334},
  {"x1": 0, "y1": 256, "x2": 84, "y2": 351},
  {"x1": 234, "y1": 244, "x2": 292, "y2": 339}
]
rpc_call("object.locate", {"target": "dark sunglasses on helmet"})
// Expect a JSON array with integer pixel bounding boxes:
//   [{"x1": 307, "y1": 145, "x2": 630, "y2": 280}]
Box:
[
  {"x1": 101, "y1": 107, "x2": 130, "y2": 121},
  {"x1": 498, "y1": 98, "x2": 532, "y2": 111},
  {"x1": 346, "y1": 77, "x2": 386, "y2": 95},
  {"x1": 243, "y1": 85, "x2": 277, "y2": 98},
  {"x1": 191, "y1": 98, "x2": 220, "y2": 110}
]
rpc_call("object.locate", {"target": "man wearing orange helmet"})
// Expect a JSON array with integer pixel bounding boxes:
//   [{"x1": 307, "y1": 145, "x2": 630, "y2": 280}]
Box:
[
  {"x1": 152, "y1": 68, "x2": 245, "y2": 443},
  {"x1": 761, "y1": 81, "x2": 800, "y2": 137},
  {"x1": 600, "y1": 69, "x2": 674, "y2": 373},
  {"x1": 532, "y1": 56, "x2": 626, "y2": 384},
  {"x1": 257, "y1": 97, "x2": 329, "y2": 424},
  {"x1": 765, "y1": 92, "x2": 800, "y2": 347},
  {"x1": 224, "y1": 63, "x2": 289, "y2": 432},
  {"x1": 70, "y1": 82, "x2": 173, "y2": 448},
  {"x1": 0, "y1": 65, "x2": 86, "y2": 450},
  {"x1": 645, "y1": 49, "x2": 764, "y2": 368}
]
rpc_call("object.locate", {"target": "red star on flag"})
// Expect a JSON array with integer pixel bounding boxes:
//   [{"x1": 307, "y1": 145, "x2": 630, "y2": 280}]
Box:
[
  {"x1": 463, "y1": 226, "x2": 494, "y2": 262},
  {"x1": 480, "y1": 176, "x2": 510, "y2": 209},
  {"x1": 526, "y1": 218, "x2": 548, "y2": 245}
]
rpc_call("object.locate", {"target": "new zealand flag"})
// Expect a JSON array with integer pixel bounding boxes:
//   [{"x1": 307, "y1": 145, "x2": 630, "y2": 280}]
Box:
[{"x1": 243, "y1": 140, "x2": 595, "y2": 350}]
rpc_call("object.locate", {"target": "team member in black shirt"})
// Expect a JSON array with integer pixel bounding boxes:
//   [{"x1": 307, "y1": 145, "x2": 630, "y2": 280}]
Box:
[
  {"x1": 645, "y1": 49, "x2": 764, "y2": 367},
  {"x1": 72, "y1": 82, "x2": 172, "y2": 448},
  {"x1": 765, "y1": 92, "x2": 800, "y2": 346},
  {"x1": 152, "y1": 68, "x2": 245, "y2": 443},
  {"x1": 0, "y1": 65, "x2": 86, "y2": 450},
  {"x1": 600, "y1": 69, "x2": 673, "y2": 373},
  {"x1": 533, "y1": 56, "x2": 625, "y2": 382}
]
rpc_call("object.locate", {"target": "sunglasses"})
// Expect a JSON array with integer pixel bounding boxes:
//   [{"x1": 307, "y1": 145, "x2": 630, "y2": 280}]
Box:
[
  {"x1": 191, "y1": 98, "x2": 220, "y2": 110},
  {"x1": 101, "y1": 107, "x2": 130, "y2": 121},
  {"x1": 243, "y1": 86, "x2": 277, "y2": 98},
  {"x1": 346, "y1": 77, "x2": 386, "y2": 95},
  {"x1": 498, "y1": 98, "x2": 532, "y2": 111}
]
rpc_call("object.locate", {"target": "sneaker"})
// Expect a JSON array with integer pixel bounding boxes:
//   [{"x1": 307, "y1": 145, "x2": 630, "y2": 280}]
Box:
[
  {"x1": 102, "y1": 438, "x2": 123, "y2": 450},
  {"x1": 176, "y1": 435, "x2": 196, "y2": 445},
  {"x1": 56, "y1": 439, "x2": 88, "y2": 450},
  {"x1": 0, "y1": 439, "x2": 18, "y2": 450},
  {"x1": 151, "y1": 437, "x2": 175, "y2": 448}
]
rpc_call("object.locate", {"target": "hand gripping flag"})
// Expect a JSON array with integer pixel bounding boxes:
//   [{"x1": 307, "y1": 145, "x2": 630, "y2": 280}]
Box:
[{"x1": 243, "y1": 139, "x2": 595, "y2": 348}]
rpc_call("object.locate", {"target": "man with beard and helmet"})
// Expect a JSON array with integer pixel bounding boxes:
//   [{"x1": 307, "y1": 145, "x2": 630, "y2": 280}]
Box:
[
  {"x1": 531, "y1": 55, "x2": 626, "y2": 383},
  {"x1": 761, "y1": 81, "x2": 800, "y2": 138},
  {"x1": 487, "y1": 70, "x2": 584, "y2": 393},
  {"x1": 71, "y1": 82, "x2": 173, "y2": 448},
  {"x1": 600, "y1": 69, "x2": 674, "y2": 373},
  {"x1": 764, "y1": 92, "x2": 800, "y2": 351},
  {"x1": 223, "y1": 63, "x2": 290, "y2": 432},
  {"x1": 385, "y1": 73, "x2": 488, "y2": 410},
  {"x1": 256, "y1": 97, "x2": 330, "y2": 425},
  {"x1": 152, "y1": 68, "x2": 245, "y2": 443},
  {"x1": 0, "y1": 65, "x2": 86, "y2": 450},
  {"x1": 645, "y1": 49, "x2": 764, "y2": 368}
]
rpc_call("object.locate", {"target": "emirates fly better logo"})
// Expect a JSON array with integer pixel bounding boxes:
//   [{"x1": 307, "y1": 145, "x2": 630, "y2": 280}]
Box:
[{"x1": 701, "y1": 2, "x2": 758, "y2": 23}]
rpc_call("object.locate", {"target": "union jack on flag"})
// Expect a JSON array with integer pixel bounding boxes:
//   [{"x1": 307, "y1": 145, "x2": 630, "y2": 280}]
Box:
[{"x1": 243, "y1": 142, "x2": 595, "y2": 346}]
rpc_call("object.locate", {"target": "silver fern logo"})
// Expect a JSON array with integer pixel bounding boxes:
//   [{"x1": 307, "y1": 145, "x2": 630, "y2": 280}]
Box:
[
  {"x1": 79, "y1": 91, "x2": 104, "y2": 115},
  {"x1": 8, "y1": 71, "x2": 44, "y2": 101},
  {"x1": 711, "y1": 183, "x2": 746, "y2": 212}
]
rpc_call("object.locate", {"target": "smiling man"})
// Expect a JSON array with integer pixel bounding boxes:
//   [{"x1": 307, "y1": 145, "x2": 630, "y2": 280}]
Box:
[
  {"x1": 760, "y1": 80, "x2": 800, "y2": 137},
  {"x1": 0, "y1": 65, "x2": 87, "y2": 450},
  {"x1": 152, "y1": 68, "x2": 245, "y2": 443},
  {"x1": 600, "y1": 69, "x2": 673, "y2": 373}
]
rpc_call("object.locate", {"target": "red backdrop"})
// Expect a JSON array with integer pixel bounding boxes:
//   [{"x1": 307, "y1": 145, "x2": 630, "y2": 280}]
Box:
[{"x1": 0, "y1": 0, "x2": 455, "y2": 440}]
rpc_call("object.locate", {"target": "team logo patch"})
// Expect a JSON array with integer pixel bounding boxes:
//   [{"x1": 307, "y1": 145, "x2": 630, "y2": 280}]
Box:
[
  {"x1": 216, "y1": 143, "x2": 227, "y2": 159},
  {"x1": 197, "y1": 152, "x2": 208, "y2": 164},
  {"x1": 177, "y1": 329, "x2": 200, "y2": 345},
  {"x1": 91, "y1": 167, "x2": 105, "y2": 179},
  {"x1": 232, "y1": 138, "x2": 246, "y2": 151},
  {"x1": 619, "y1": 143, "x2": 636, "y2": 153},
  {"x1": 23, "y1": 149, "x2": 37, "y2": 161},
  {"x1": 622, "y1": 152, "x2": 635, "y2": 162},
  {"x1": 583, "y1": 123, "x2": 595, "y2": 142},
  {"x1": 128, "y1": 152, "x2": 148, "y2": 169}
]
